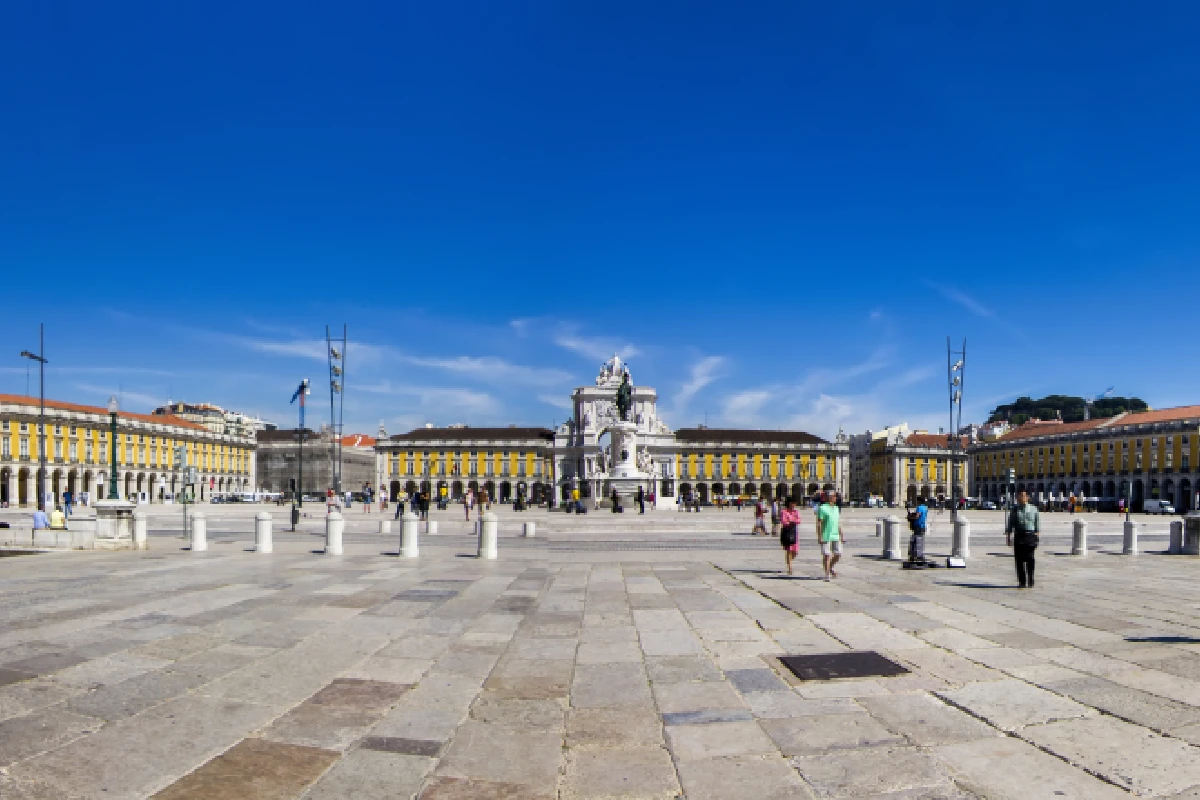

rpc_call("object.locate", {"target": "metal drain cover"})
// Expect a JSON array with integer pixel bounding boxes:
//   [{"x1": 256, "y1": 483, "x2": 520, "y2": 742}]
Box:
[{"x1": 779, "y1": 651, "x2": 909, "y2": 681}]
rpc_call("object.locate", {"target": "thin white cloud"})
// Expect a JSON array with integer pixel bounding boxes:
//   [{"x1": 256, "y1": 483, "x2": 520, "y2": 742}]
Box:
[
  {"x1": 73, "y1": 383, "x2": 163, "y2": 412},
  {"x1": 537, "y1": 394, "x2": 573, "y2": 411},
  {"x1": 554, "y1": 331, "x2": 641, "y2": 363},
  {"x1": 721, "y1": 390, "x2": 774, "y2": 426},
  {"x1": 400, "y1": 355, "x2": 571, "y2": 387},
  {"x1": 928, "y1": 283, "x2": 995, "y2": 319},
  {"x1": 355, "y1": 381, "x2": 498, "y2": 416},
  {"x1": 676, "y1": 356, "x2": 726, "y2": 408}
]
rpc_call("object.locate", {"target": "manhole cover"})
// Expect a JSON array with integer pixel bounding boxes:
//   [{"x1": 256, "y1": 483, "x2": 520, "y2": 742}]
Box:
[{"x1": 779, "y1": 651, "x2": 909, "y2": 681}]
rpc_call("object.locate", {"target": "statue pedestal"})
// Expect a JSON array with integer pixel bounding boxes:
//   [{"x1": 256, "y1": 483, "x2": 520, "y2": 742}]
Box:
[
  {"x1": 94, "y1": 499, "x2": 137, "y2": 550},
  {"x1": 605, "y1": 421, "x2": 650, "y2": 506}
]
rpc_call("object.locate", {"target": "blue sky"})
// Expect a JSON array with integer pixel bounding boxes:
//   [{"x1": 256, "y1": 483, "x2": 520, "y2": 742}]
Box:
[{"x1": 4, "y1": 3, "x2": 1200, "y2": 438}]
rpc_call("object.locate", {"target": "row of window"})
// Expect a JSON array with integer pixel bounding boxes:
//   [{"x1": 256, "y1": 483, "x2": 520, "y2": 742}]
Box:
[
  {"x1": 977, "y1": 436, "x2": 1193, "y2": 477},
  {"x1": 388, "y1": 453, "x2": 545, "y2": 478},
  {"x1": 0, "y1": 437, "x2": 247, "y2": 472},
  {"x1": 905, "y1": 463, "x2": 964, "y2": 482},
  {"x1": 678, "y1": 461, "x2": 831, "y2": 480}
]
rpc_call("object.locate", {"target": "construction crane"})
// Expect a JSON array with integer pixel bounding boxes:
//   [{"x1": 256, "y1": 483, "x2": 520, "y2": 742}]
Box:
[{"x1": 1084, "y1": 387, "x2": 1115, "y2": 421}]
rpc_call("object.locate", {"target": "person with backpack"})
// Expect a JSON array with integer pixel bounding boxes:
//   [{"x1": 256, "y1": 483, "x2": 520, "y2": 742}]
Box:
[
  {"x1": 779, "y1": 498, "x2": 801, "y2": 575},
  {"x1": 906, "y1": 497, "x2": 929, "y2": 563}
]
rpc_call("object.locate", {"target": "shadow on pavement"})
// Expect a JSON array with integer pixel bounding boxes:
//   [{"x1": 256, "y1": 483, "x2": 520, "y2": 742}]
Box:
[{"x1": 934, "y1": 581, "x2": 1013, "y2": 590}]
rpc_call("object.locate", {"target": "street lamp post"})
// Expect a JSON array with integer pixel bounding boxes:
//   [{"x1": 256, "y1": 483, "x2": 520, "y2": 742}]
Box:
[
  {"x1": 947, "y1": 338, "x2": 966, "y2": 522},
  {"x1": 290, "y1": 379, "x2": 310, "y2": 531},
  {"x1": 107, "y1": 396, "x2": 119, "y2": 500},
  {"x1": 20, "y1": 324, "x2": 48, "y2": 511}
]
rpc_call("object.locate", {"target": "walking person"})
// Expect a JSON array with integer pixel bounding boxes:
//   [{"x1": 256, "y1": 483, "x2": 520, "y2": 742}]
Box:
[
  {"x1": 770, "y1": 498, "x2": 780, "y2": 537},
  {"x1": 63, "y1": 490, "x2": 73, "y2": 518},
  {"x1": 465, "y1": 488, "x2": 475, "y2": 521},
  {"x1": 752, "y1": 497, "x2": 768, "y2": 535},
  {"x1": 394, "y1": 492, "x2": 405, "y2": 520},
  {"x1": 636, "y1": 486, "x2": 645, "y2": 514},
  {"x1": 779, "y1": 498, "x2": 801, "y2": 575},
  {"x1": 1005, "y1": 490, "x2": 1040, "y2": 588},
  {"x1": 610, "y1": 488, "x2": 620, "y2": 513},
  {"x1": 817, "y1": 491, "x2": 843, "y2": 581}
]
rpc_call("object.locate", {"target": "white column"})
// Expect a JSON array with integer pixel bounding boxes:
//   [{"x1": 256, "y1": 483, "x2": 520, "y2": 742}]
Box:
[
  {"x1": 1072, "y1": 519, "x2": 1088, "y2": 556},
  {"x1": 478, "y1": 511, "x2": 498, "y2": 559},
  {"x1": 255, "y1": 511, "x2": 273, "y2": 553},
  {"x1": 952, "y1": 516, "x2": 970, "y2": 559},
  {"x1": 190, "y1": 512, "x2": 207, "y2": 551},
  {"x1": 400, "y1": 511, "x2": 419, "y2": 557},
  {"x1": 1123, "y1": 519, "x2": 1138, "y2": 555},
  {"x1": 133, "y1": 510, "x2": 148, "y2": 550},
  {"x1": 882, "y1": 516, "x2": 902, "y2": 560},
  {"x1": 325, "y1": 509, "x2": 344, "y2": 555}
]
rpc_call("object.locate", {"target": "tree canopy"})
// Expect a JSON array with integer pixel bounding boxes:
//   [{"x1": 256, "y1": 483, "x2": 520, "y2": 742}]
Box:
[{"x1": 986, "y1": 394, "x2": 1148, "y2": 426}]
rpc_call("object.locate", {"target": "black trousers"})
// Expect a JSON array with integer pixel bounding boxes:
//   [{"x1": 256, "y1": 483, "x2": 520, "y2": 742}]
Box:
[{"x1": 1014, "y1": 543, "x2": 1036, "y2": 586}]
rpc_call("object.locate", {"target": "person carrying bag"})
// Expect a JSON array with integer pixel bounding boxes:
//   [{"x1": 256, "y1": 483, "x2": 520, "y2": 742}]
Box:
[{"x1": 779, "y1": 498, "x2": 801, "y2": 575}]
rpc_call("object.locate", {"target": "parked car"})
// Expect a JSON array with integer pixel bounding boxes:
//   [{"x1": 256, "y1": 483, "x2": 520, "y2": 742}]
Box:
[{"x1": 1143, "y1": 499, "x2": 1176, "y2": 515}]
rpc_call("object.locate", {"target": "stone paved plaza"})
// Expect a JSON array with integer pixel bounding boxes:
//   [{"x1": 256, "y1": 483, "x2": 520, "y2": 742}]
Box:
[{"x1": 1, "y1": 506, "x2": 1199, "y2": 798}]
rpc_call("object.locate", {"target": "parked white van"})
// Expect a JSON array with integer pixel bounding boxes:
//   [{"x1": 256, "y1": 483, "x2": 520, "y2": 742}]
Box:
[{"x1": 1144, "y1": 499, "x2": 1176, "y2": 515}]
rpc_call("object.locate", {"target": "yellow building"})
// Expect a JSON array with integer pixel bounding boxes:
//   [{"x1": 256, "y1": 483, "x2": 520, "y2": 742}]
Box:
[
  {"x1": 869, "y1": 432, "x2": 970, "y2": 506},
  {"x1": 376, "y1": 427, "x2": 555, "y2": 504},
  {"x1": 674, "y1": 428, "x2": 848, "y2": 504},
  {"x1": 0, "y1": 393, "x2": 255, "y2": 507},
  {"x1": 970, "y1": 404, "x2": 1200, "y2": 512}
]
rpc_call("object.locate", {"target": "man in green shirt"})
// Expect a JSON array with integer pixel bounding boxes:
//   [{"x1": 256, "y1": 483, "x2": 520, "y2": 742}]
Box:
[
  {"x1": 1005, "y1": 490, "x2": 1040, "y2": 588},
  {"x1": 817, "y1": 491, "x2": 843, "y2": 581}
]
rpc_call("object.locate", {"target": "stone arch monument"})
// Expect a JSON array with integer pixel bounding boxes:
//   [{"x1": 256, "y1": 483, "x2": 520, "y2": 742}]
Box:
[{"x1": 552, "y1": 355, "x2": 677, "y2": 508}]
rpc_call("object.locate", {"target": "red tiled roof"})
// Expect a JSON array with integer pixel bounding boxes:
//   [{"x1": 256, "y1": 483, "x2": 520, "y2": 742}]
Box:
[
  {"x1": 0, "y1": 393, "x2": 206, "y2": 430},
  {"x1": 1116, "y1": 405, "x2": 1200, "y2": 426},
  {"x1": 340, "y1": 434, "x2": 377, "y2": 447},
  {"x1": 904, "y1": 433, "x2": 969, "y2": 449},
  {"x1": 998, "y1": 418, "x2": 1110, "y2": 442}
]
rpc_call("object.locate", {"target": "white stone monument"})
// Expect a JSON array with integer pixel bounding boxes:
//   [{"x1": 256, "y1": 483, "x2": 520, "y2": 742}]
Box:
[
  {"x1": 94, "y1": 497, "x2": 137, "y2": 550},
  {"x1": 553, "y1": 355, "x2": 678, "y2": 510}
]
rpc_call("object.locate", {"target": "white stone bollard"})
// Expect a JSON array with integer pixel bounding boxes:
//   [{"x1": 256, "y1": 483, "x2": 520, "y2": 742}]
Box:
[
  {"x1": 1072, "y1": 518, "x2": 1088, "y2": 556},
  {"x1": 400, "y1": 512, "x2": 419, "y2": 558},
  {"x1": 191, "y1": 512, "x2": 207, "y2": 552},
  {"x1": 1169, "y1": 520, "x2": 1183, "y2": 554},
  {"x1": 255, "y1": 511, "x2": 273, "y2": 553},
  {"x1": 523, "y1": 521, "x2": 536, "y2": 538},
  {"x1": 1123, "y1": 519, "x2": 1139, "y2": 555},
  {"x1": 325, "y1": 510, "x2": 344, "y2": 555},
  {"x1": 952, "y1": 516, "x2": 970, "y2": 559},
  {"x1": 133, "y1": 511, "x2": 148, "y2": 550},
  {"x1": 478, "y1": 512, "x2": 498, "y2": 559},
  {"x1": 882, "y1": 516, "x2": 902, "y2": 560},
  {"x1": 379, "y1": 519, "x2": 391, "y2": 535},
  {"x1": 427, "y1": 519, "x2": 438, "y2": 535}
]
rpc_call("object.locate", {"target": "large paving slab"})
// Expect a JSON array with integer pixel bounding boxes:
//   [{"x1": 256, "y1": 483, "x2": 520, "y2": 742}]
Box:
[{"x1": 0, "y1": 506, "x2": 1197, "y2": 797}]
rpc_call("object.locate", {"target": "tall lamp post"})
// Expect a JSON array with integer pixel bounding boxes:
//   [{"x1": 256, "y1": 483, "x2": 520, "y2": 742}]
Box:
[
  {"x1": 107, "y1": 396, "x2": 120, "y2": 499},
  {"x1": 290, "y1": 379, "x2": 310, "y2": 531},
  {"x1": 20, "y1": 324, "x2": 47, "y2": 511},
  {"x1": 947, "y1": 337, "x2": 966, "y2": 522}
]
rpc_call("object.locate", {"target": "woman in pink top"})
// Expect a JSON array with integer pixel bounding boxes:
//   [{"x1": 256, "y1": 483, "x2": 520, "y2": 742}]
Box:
[{"x1": 779, "y1": 498, "x2": 801, "y2": 575}]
